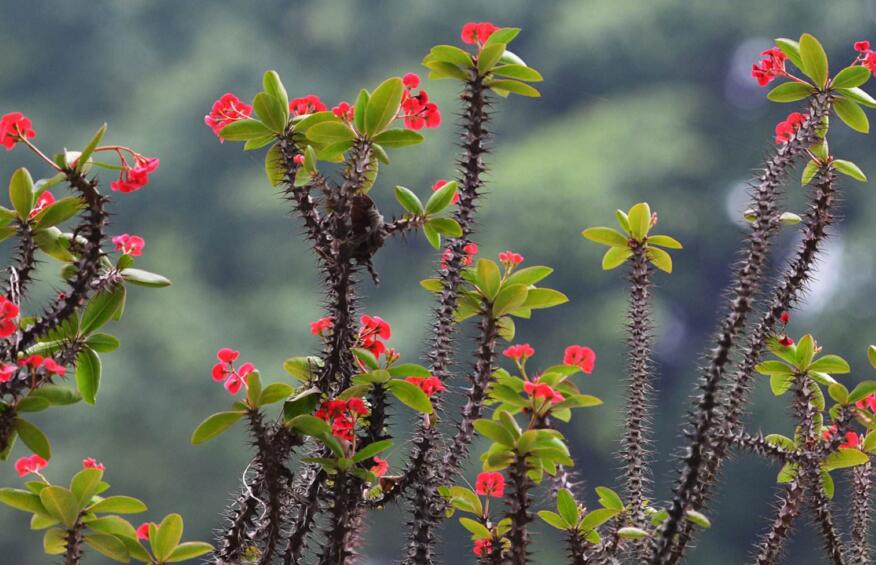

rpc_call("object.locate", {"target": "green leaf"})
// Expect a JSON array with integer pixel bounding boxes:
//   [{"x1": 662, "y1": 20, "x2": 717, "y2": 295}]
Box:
[
  {"x1": 191, "y1": 411, "x2": 245, "y2": 445},
  {"x1": 9, "y1": 167, "x2": 34, "y2": 220},
  {"x1": 505, "y1": 266, "x2": 553, "y2": 287},
  {"x1": 833, "y1": 66, "x2": 871, "y2": 89},
  {"x1": 486, "y1": 79, "x2": 540, "y2": 97},
  {"x1": 44, "y1": 528, "x2": 67, "y2": 554},
  {"x1": 243, "y1": 135, "x2": 275, "y2": 151},
  {"x1": 264, "y1": 144, "x2": 285, "y2": 187},
  {"x1": 821, "y1": 469, "x2": 835, "y2": 499},
  {"x1": 167, "y1": 541, "x2": 215, "y2": 562},
  {"x1": 219, "y1": 119, "x2": 274, "y2": 141},
  {"x1": 497, "y1": 316, "x2": 515, "y2": 341},
  {"x1": 492, "y1": 284, "x2": 529, "y2": 317},
  {"x1": 282, "y1": 387, "x2": 321, "y2": 421},
  {"x1": 801, "y1": 160, "x2": 820, "y2": 185},
  {"x1": 808, "y1": 354, "x2": 851, "y2": 374},
  {"x1": 259, "y1": 383, "x2": 293, "y2": 406},
  {"x1": 263, "y1": 70, "x2": 289, "y2": 117},
  {"x1": 70, "y1": 468, "x2": 102, "y2": 507},
  {"x1": 386, "y1": 379, "x2": 432, "y2": 413},
  {"x1": 365, "y1": 77, "x2": 404, "y2": 136},
  {"x1": 755, "y1": 360, "x2": 793, "y2": 376},
  {"x1": 120, "y1": 268, "x2": 171, "y2": 288},
  {"x1": 685, "y1": 510, "x2": 711, "y2": 529},
  {"x1": 428, "y1": 218, "x2": 462, "y2": 237},
  {"x1": 352, "y1": 439, "x2": 393, "y2": 463},
  {"x1": 627, "y1": 202, "x2": 651, "y2": 240},
  {"x1": 595, "y1": 486, "x2": 624, "y2": 510},
  {"x1": 246, "y1": 371, "x2": 262, "y2": 407},
  {"x1": 477, "y1": 259, "x2": 501, "y2": 300},
  {"x1": 539, "y1": 510, "x2": 570, "y2": 530},
  {"x1": 521, "y1": 288, "x2": 568, "y2": 309},
  {"x1": 0, "y1": 488, "x2": 46, "y2": 514},
  {"x1": 76, "y1": 348, "x2": 101, "y2": 405},
  {"x1": 796, "y1": 335, "x2": 815, "y2": 368},
  {"x1": 293, "y1": 111, "x2": 339, "y2": 135},
  {"x1": 473, "y1": 418, "x2": 515, "y2": 446},
  {"x1": 767, "y1": 82, "x2": 814, "y2": 102},
  {"x1": 89, "y1": 496, "x2": 147, "y2": 515},
  {"x1": 424, "y1": 60, "x2": 469, "y2": 81},
  {"x1": 15, "y1": 418, "x2": 50, "y2": 459},
  {"x1": 834, "y1": 97, "x2": 869, "y2": 133},
  {"x1": 154, "y1": 513, "x2": 184, "y2": 561},
  {"x1": 459, "y1": 517, "x2": 492, "y2": 539},
  {"x1": 770, "y1": 373, "x2": 795, "y2": 396},
  {"x1": 647, "y1": 235, "x2": 683, "y2": 249},
  {"x1": 283, "y1": 356, "x2": 323, "y2": 382},
  {"x1": 492, "y1": 64, "x2": 542, "y2": 82},
  {"x1": 352, "y1": 347, "x2": 379, "y2": 370},
  {"x1": 81, "y1": 286, "x2": 125, "y2": 335},
  {"x1": 253, "y1": 92, "x2": 287, "y2": 133},
  {"x1": 833, "y1": 159, "x2": 867, "y2": 182},
  {"x1": 16, "y1": 396, "x2": 49, "y2": 412},
  {"x1": 581, "y1": 227, "x2": 628, "y2": 247},
  {"x1": 372, "y1": 129, "x2": 423, "y2": 148},
  {"x1": 307, "y1": 122, "x2": 357, "y2": 144},
  {"x1": 617, "y1": 526, "x2": 650, "y2": 540},
  {"x1": 40, "y1": 486, "x2": 79, "y2": 528},
  {"x1": 422, "y1": 222, "x2": 440, "y2": 249},
  {"x1": 287, "y1": 414, "x2": 332, "y2": 436},
  {"x1": 352, "y1": 89, "x2": 369, "y2": 133},
  {"x1": 849, "y1": 381, "x2": 876, "y2": 404},
  {"x1": 394, "y1": 186, "x2": 424, "y2": 215},
  {"x1": 29, "y1": 385, "x2": 81, "y2": 406},
  {"x1": 485, "y1": 27, "x2": 521, "y2": 47},
  {"x1": 557, "y1": 488, "x2": 579, "y2": 525},
  {"x1": 869, "y1": 345, "x2": 876, "y2": 370},
  {"x1": 33, "y1": 196, "x2": 84, "y2": 230},
  {"x1": 428, "y1": 45, "x2": 473, "y2": 67},
  {"x1": 823, "y1": 447, "x2": 870, "y2": 471},
  {"x1": 425, "y1": 180, "x2": 458, "y2": 214},
  {"x1": 775, "y1": 38, "x2": 804, "y2": 70},
  {"x1": 84, "y1": 533, "x2": 130, "y2": 563},
  {"x1": 646, "y1": 247, "x2": 673, "y2": 274},
  {"x1": 85, "y1": 333, "x2": 120, "y2": 353},
  {"x1": 602, "y1": 247, "x2": 633, "y2": 270},
  {"x1": 838, "y1": 87, "x2": 876, "y2": 108},
  {"x1": 798, "y1": 33, "x2": 828, "y2": 88},
  {"x1": 828, "y1": 382, "x2": 849, "y2": 404},
  {"x1": 478, "y1": 43, "x2": 506, "y2": 75},
  {"x1": 580, "y1": 508, "x2": 619, "y2": 532}
]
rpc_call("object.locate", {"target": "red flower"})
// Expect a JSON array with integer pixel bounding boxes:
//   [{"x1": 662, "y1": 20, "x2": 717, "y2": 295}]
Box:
[
  {"x1": 0, "y1": 296, "x2": 19, "y2": 338},
  {"x1": 432, "y1": 179, "x2": 459, "y2": 205},
  {"x1": 498, "y1": 250, "x2": 524, "y2": 265},
  {"x1": 865, "y1": 52, "x2": 876, "y2": 74},
  {"x1": 315, "y1": 397, "x2": 370, "y2": 442},
  {"x1": 779, "y1": 311, "x2": 790, "y2": 325},
  {"x1": 289, "y1": 95, "x2": 327, "y2": 117},
  {"x1": 405, "y1": 376, "x2": 445, "y2": 396},
  {"x1": 473, "y1": 538, "x2": 493, "y2": 557},
  {"x1": 461, "y1": 22, "x2": 498, "y2": 45},
  {"x1": 855, "y1": 41, "x2": 871, "y2": 53},
  {"x1": 211, "y1": 348, "x2": 255, "y2": 395},
  {"x1": 823, "y1": 425, "x2": 860, "y2": 449},
  {"x1": 15, "y1": 454, "x2": 47, "y2": 477},
  {"x1": 332, "y1": 101, "x2": 354, "y2": 121},
  {"x1": 310, "y1": 316, "x2": 334, "y2": 336},
  {"x1": 779, "y1": 336, "x2": 794, "y2": 347},
  {"x1": 475, "y1": 471, "x2": 505, "y2": 497},
  {"x1": 293, "y1": 154, "x2": 305, "y2": 165},
  {"x1": 136, "y1": 522, "x2": 153, "y2": 541},
  {"x1": 523, "y1": 379, "x2": 565, "y2": 404},
  {"x1": 111, "y1": 156, "x2": 160, "y2": 194},
  {"x1": 205, "y1": 93, "x2": 253, "y2": 140},
  {"x1": 401, "y1": 84, "x2": 441, "y2": 130},
  {"x1": 503, "y1": 343, "x2": 534, "y2": 362},
  {"x1": 856, "y1": 393, "x2": 876, "y2": 413},
  {"x1": 358, "y1": 315, "x2": 392, "y2": 358},
  {"x1": 0, "y1": 112, "x2": 36, "y2": 150},
  {"x1": 42, "y1": 358, "x2": 66, "y2": 376},
  {"x1": 775, "y1": 111, "x2": 807, "y2": 144},
  {"x1": 440, "y1": 242, "x2": 478, "y2": 270},
  {"x1": 751, "y1": 47, "x2": 787, "y2": 86},
  {"x1": 82, "y1": 457, "x2": 106, "y2": 471},
  {"x1": 112, "y1": 234, "x2": 145, "y2": 257},
  {"x1": 403, "y1": 73, "x2": 421, "y2": 89},
  {"x1": 29, "y1": 192, "x2": 55, "y2": 219},
  {"x1": 564, "y1": 345, "x2": 596, "y2": 374},
  {"x1": 0, "y1": 364, "x2": 15, "y2": 383},
  {"x1": 370, "y1": 456, "x2": 389, "y2": 477}
]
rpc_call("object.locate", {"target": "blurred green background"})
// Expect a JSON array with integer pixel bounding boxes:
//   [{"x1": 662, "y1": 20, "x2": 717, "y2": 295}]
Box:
[{"x1": 2, "y1": 0, "x2": 876, "y2": 563}]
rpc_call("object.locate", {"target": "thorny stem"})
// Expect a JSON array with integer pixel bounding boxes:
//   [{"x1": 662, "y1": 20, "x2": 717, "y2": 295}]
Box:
[
  {"x1": 849, "y1": 462, "x2": 872, "y2": 565},
  {"x1": 63, "y1": 515, "x2": 85, "y2": 565},
  {"x1": 750, "y1": 479, "x2": 806, "y2": 565},
  {"x1": 650, "y1": 92, "x2": 832, "y2": 565},
  {"x1": 506, "y1": 453, "x2": 534, "y2": 565}
]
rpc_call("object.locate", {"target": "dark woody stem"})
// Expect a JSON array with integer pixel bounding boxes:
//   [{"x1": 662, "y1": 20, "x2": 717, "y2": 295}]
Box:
[
  {"x1": 506, "y1": 453, "x2": 534, "y2": 565},
  {"x1": 383, "y1": 214, "x2": 426, "y2": 237},
  {"x1": 566, "y1": 530, "x2": 589, "y2": 565},
  {"x1": 316, "y1": 471, "x2": 363, "y2": 565},
  {"x1": 727, "y1": 431, "x2": 795, "y2": 464},
  {"x1": 650, "y1": 92, "x2": 832, "y2": 565},
  {"x1": 3, "y1": 221, "x2": 37, "y2": 306},
  {"x1": 620, "y1": 241, "x2": 655, "y2": 545},
  {"x1": 63, "y1": 515, "x2": 86, "y2": 565},
  {"x1": 750, "y1": 479, "x2": 806, "y2": 565},
  {"x1": 282, "y1": 465, "x2": 324, "y2": 565},
  {"x1": 849, "y1": 461, "x2": 872, "y2": 565}
]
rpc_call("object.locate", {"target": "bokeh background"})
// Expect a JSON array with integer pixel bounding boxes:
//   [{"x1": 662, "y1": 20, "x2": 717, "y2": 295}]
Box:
[{"x1": 2, "y1": 1, "x2": 876, "y2": 563}]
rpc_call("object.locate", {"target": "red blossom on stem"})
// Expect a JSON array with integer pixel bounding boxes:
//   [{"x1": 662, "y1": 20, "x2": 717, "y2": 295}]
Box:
[
  {"x1": 15, "y1": 454, "x2": 47, "y2": 478},
  {"x1": 751, "y1": 47, "x2": 788, "y2": 86},
  {"x1": 564, "y1": 345, "x2": 596, "y2": 374},
  {"x1": 310, "y1": 316, "x2": 334, "y2": 337},
  {"x1": 110, "y1": 156, "x2": 160, "y2": 193},
  {"x1": 400, "y1": 74, "x2": 441, "y2": 130},
  {"x1": 780, "y1": 311, "x2": 791, "y2": 325},
  {"x1": 404, "y1": 376, "x2": 445, "y2": 396},
  {"x1": 112, "y1": 234, "x2": 145, "y2": 257},
  {"x1": 358, "y1": 315, "x2": 392, "y2": 358},
  {"x1": 473, "y1": 538, "x2": 493, "y2": 557},
  {"x1": 774, "y1": 111, "x2": 806, "y2": 144},
  {"x1": 779, "y1": 336, "x2": 794, "y2": 347},
  {"x1": 823, "y1": 425, "x2": 860, "y2": 449},
  {"x1": 432, "y1": 179, "x2": 459, "y2": 205},
  {"x1": 332, "y1": 101, "x2": 355, "y2": 121},
  {"x1": 314, "y1": 397, "x2": 369, "y2": 442},
  {"x1": 475, "y1": 471, "x2": 505, "y2": 497},
  {"x1": 136, "y1": 523, "x2": 153, "y2": 541},
  {"x1": 503, "y1": 343, "x2": 534, "y2": 362},
  {"x1": 29, "y1": 192, "x2": 55, "y2": 219},
  {"x1": 0, "y1": 296, "x2": 20, "y2": 338},
  {"x1": 211, "y1": 348, "x2": 256, "y2": 395},
  {"x1": 440, "y1": 242, "x2": 478, "y2": 270},
  {"x1": 83, "y1": 457, "x2": 106, "y2": 471},
  {"x1": 461, "y1": 22, "x2": 498, "y2": 46},
  {"x1": 855, "y1": 40, "x2": 871, "y2": 53},
  {"x1": 0, "y1": 112, "x2": 36, "y2": 151},
  {"x1": 0, "y1": 364, "x2": 15, "y2": 383},
  {"x1": 523, "y1": 378, "x2": 565, "y2": 404},
  {"x1": 498, "y1": 250, "x2": 524, "y2": 266},
  {"x1": 204, "y1": 93, "x2": 253, "y2": 140},
  {"x1": 289, "y1": 95, "x2": 327, "y2": 117},
  {"x1": 370, "y1": 456, "x2": 389, "y2": 477},
  {"x1": 856, "y1": 393, "x2": 876, "y2": 413}
]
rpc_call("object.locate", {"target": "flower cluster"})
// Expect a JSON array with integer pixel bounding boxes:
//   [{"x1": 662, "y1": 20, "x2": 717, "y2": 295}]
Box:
[
  {"x1": 774, "y1": 111, "x2": 807, "y2": 144},
  {"x1": 358, "y1": 315, "x2": 391, "y2": 358},
  {"x1": 289, "y1": 95, "x2": 327, "y2": 117},
  {"x1": 14, "y1": 454, "x2": 47, "y2": 478},
  {"x1": 112, "y1": 233, "x2": 145, "y2": 257},
  {"x1": 503, "y1": 343, "x2": 535, "y2": 363},
  {"x1": 823, "y1": 425, "x2": 860, "y2": 449},
  {"x1": 751, "y1": 47, "x2": 788, "y2": 86},
  {"x1": 0, "y1": 112, "x2": 36, "y2": 151},
  {"x1": 18, "y1": 354, "x2": 66, "y2": 376},
  {"x1": 211, "y1": 348, "x2": 256, "y2": 395},
  {"x1": 310, "y1": 316, "x2": 334, "y2": 337},
  {"x1": 856, "y1": 392, "x2": 876, "y2": 413},
  {"x1": 370, "y1": 456, "x2": 389, "y2": 477},
  {"x1": 473, "y1": 539, "x2": 493, "y2": 557},
  {"x1": 204, "y1": 93, "x2": 253, "y2": 139},
  {"x1": 314, "y1": 397, "x2": 369, "y2": 442},
  {"x1": 405, "y1": 375, "x2": 445, "y2": 396},
  {"x1": 475, "y1": 471, "x2": 505, "y2": 497},
  {"x1": 400, "y1": 73, "x2": 441, "y2": 130},
  {"x1": 136, "y1": 522, "x2": 154, "y2": 541},
  {"x1": 498, "y1": 250, "x2": 524, "y2": 266},
  {"x1": 461, "y1": 22, "x2": 498, "y2": 46},
  {"x1": 332, "y1": 101, "x2": 355, "y2": 121},
  {"x1": 440, "y1": 242, "x2": 478, "y2": 270},
  {"x1": 0, "y1": 295, "x2": 20, "y2": 338},
  {"x1": 432, "y1": 179, "x2": 459, "y2": 205},
  {"x1": 854, "y1": 40, "x2": 876, "y2": 73},
  {"x1": 564, "y1": 345, "x2": 596, "y2": 374},
  {"x1": 29, "y1": 192, "x2": 54, "y2": 219},
  {"x1": 110, "y1": 155, "x2": 160, "y2": 193},
  {"x1": 523, "y1": 377, "x2": 564, "y2": 404},
  {"x1": 83, "y1": 457, "x2": 106, "y2": 471}
]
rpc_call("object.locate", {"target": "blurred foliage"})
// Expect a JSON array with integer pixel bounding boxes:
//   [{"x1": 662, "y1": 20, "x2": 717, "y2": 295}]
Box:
[{"x1": 2, "y1": 0, "x2": 876, "y2": 562}]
